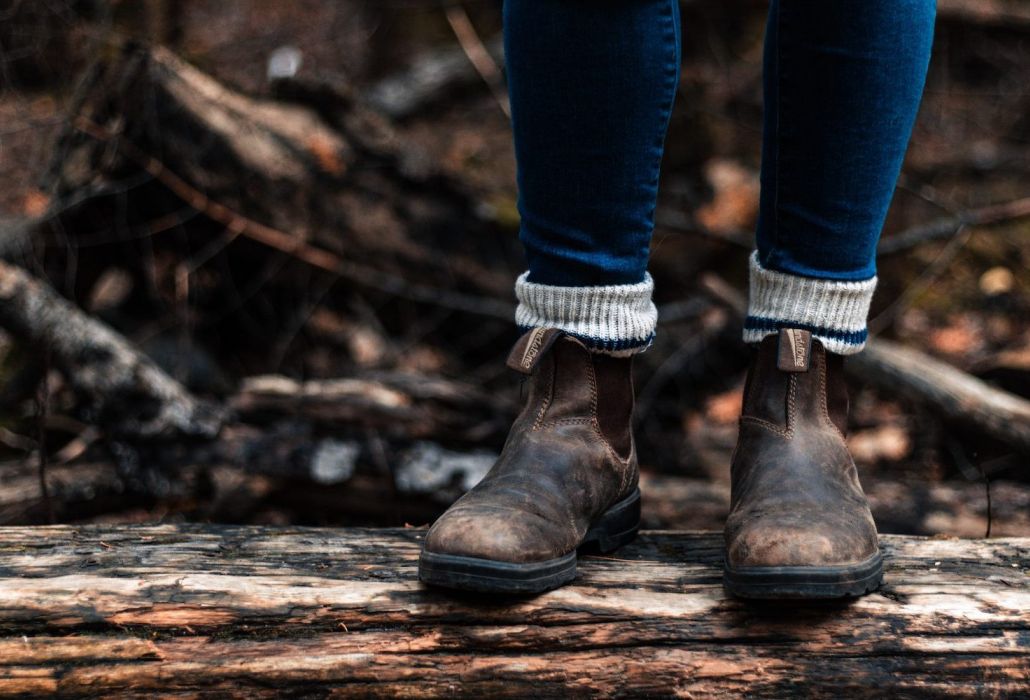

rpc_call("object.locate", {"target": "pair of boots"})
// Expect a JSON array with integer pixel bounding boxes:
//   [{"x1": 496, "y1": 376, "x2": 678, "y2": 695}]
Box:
[{"x1": 419, "y1": 328, "x2": 883, "y2": 599}]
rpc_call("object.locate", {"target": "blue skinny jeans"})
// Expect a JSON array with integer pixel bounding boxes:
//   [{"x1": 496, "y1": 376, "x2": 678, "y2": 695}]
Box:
[{"x1": 505, "y1": 0, "x2": 936, "y2": 287}]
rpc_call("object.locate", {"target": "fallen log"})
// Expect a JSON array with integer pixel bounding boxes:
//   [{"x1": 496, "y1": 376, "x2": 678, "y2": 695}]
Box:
[
  {"x1": 0, "y1": 350, "x2": 512, "y2": 525},
  {"x1": 0, "y1": 525, "x2": 1025, "y2": 697},
  {"x1": 0, "y1": 428, "x2": 500, "y2": 527},
  {"x1": 232, "y1": 371, "x2": 512, "y2": 443}
]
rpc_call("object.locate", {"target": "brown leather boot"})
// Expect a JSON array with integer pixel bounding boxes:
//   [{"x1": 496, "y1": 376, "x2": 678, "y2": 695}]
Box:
[
  {"x1": 723, "y1": 328, "x2": 883, "y2": 599},
  {"x1": 419, "y1": 328, "x2": 640, "y2": 594}
]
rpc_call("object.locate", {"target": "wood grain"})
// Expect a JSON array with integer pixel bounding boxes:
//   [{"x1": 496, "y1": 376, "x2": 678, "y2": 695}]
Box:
[{"x1": 0, "y1": 526, "x2": 1026, "y2": 697}]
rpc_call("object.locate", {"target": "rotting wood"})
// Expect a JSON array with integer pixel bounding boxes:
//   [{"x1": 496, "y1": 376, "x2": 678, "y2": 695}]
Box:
[{"x1": 0, "y1": 525, "x2": 1025, "y2": 697}]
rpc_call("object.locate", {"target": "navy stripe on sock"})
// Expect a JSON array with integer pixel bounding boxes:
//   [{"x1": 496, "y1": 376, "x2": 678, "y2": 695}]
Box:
[
  {"x1": 517, "y1": 326, "x2": 655, "y2": 353},
  {"x1": 744, "y1": 316, "x2": 868, "y2": 346}
]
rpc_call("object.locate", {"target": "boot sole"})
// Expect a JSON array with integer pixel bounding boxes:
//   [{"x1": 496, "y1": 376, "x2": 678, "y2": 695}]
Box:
[
  {"x1": 418, "y1": 488, "x2": 641, "y2": 595},
  {"x1": 723, "y1": 550, "x2": 884, "y2": 600}
]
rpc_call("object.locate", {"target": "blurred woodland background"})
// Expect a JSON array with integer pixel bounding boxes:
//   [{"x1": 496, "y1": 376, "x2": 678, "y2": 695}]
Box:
[{"x1": 0, "y1": 0, "x2": 1028, "y2": 536}]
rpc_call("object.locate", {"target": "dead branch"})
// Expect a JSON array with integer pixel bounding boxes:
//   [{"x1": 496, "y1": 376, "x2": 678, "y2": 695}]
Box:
[
  {"x1": 364, "y1": 34, "x2": 505, "y2": 119},
  {"x1": 657, "y1": 194, "x2": 1030, "y2": 256},
  {"x1": 877, "y1": 196, "x2": 1030, "y2": 255},
  {"x1": 444, "y1": 6, "x2": 510, "y2": 118},
  {"x1": 0, "y1": 259, "x2": 223, "y2": 439},
  {"x1": 937, "y1": 0, "x2": 1030, "y2": 28}
]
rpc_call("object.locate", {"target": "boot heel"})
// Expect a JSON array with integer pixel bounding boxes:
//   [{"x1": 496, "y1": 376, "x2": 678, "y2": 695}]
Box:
[{"x1": 581, "y1": 488, "x2": 641, "y2": 554}]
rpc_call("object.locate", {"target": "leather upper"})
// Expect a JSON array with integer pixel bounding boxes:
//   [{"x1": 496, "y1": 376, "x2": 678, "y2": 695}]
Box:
[
  {"x1": 725, "y1": 331, "x2": 879, "y2": 568},
  {"x1": 424, "y1": 332, "x2": 638, "y2": 563}
]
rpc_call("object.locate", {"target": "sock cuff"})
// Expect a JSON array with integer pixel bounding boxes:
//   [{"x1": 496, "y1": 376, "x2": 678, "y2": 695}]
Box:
[
  {"x1": 744, "y1": 251, "x2": 877, "y2": 355},
  {"x1": 515, "y1": 272, "x2": 657, "y2": 356}
]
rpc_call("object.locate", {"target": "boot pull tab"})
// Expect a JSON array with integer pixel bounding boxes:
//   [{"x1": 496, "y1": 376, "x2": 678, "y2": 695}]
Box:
[
  {"x1": 777, "y1": 328, "x2": 812, "y2": 373},
  {"x1": 506, "y1": 327, "x2": 564, "y2": 375}
]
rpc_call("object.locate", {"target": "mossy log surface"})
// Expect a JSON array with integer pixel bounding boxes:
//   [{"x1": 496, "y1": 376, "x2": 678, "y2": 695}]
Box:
[{"x1": 0, "y1": 526, "x2": 1027, "y2": 697}]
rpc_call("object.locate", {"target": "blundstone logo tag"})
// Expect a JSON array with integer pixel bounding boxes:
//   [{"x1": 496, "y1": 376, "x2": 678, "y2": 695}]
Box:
[
  {"x1": 520, "y1": 328, "x2": 548, "y2": 370},
  {"x1": 777, "y1": 328, "x2": 812, "y2": 372},
  {"x1": 506, "y1": 328, "x2": 563, "y2": 374}
]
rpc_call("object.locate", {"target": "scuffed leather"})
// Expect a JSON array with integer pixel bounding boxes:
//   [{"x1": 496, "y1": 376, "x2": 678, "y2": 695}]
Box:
[
  {"x1": 725, "y1": 333, "x2": 879, "y2": 568},
  {"x1": 424, "y1": 332, "x2": 638, "y2": 564}
]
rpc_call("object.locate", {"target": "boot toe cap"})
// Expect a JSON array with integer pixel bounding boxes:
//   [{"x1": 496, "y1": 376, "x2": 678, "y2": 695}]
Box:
[
  {"x1": 726, "y1": 513, "x2": 878, "y2": 569},
  {"x1": 423, "y1": 506, "x2": 567, "y2": 563}
]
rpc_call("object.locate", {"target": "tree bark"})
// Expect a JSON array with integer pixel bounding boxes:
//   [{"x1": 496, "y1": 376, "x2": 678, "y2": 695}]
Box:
[{"x1": 0, "y1": 525, "x2": 1026, "y2": 697}]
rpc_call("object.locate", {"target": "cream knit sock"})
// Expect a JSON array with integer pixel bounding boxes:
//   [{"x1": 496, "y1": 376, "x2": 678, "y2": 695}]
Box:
[
  {"x1": 514, "y1": 272, "x2": 657, "y2": 356},
  {"x1": 744, "y1": 251, "x2": 877, "y2": 355}
]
